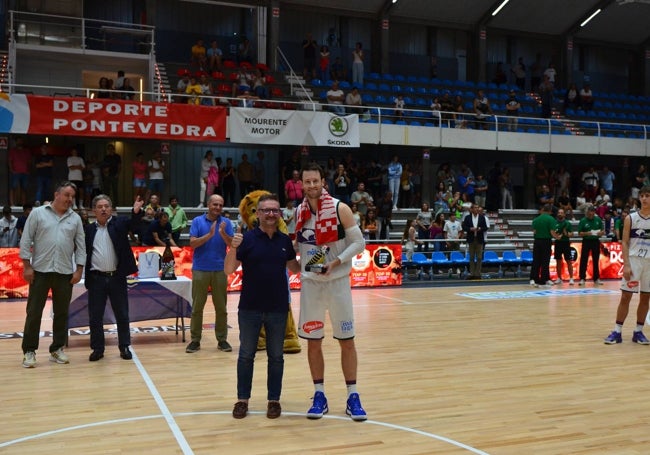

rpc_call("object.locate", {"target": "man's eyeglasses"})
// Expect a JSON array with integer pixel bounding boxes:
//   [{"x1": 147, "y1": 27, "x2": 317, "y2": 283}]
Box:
[{"x1": 258, "y1": 208, "x2": 281, "y2": 215}]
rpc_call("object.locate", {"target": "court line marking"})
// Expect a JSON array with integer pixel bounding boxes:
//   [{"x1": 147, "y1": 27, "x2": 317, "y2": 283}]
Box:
[
  {"x1": 0, "y1": 410, "x2": 490, "y2": 455},
  {"x1": 130, "y1": 348, "x2": 194, "y2": 455}
]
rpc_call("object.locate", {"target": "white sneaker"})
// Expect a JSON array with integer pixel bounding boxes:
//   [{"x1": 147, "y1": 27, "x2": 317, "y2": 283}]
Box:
[
  {"x1": 554, "y1": 278, "x2": 563, "y2": 285},
  {"x1": 545, "y1": 280, "x2": 554, "y2": 286},
  {"x1": 529, "y1": 280, "x2": 538, "y2": 288},
  {"x1": 578, "y1": 279, "x2": 585, "y2": 286},
  {"x1": 49, "y1": 348, "x2": 69, "y2": 364},
  {"x1": 197, "y1": 203, "x2": 204, "y2": 208},
  {"x1": 569, "y1": 278, "x2": 575, "y2": 285},
  {"x1": 22, "y1": 351, "x2": 36, "y2": 368},
  {"x1": 596, "y1": 279, "x2": 604, "y2": 285}
]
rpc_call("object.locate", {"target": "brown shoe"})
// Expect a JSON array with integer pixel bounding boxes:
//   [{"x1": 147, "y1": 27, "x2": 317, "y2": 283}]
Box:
[
  {"x1": 232, "y1": 401, "x2": 248, "y2": 419},
  {"x1": 267, "y1": 400, "x2": 281, "y2": 419}
]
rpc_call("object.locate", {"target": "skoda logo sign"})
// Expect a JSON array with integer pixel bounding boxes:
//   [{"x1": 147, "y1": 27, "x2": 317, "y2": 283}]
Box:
[{"x1": 329, "y1": 116, "x2": 348, "y2": 137}]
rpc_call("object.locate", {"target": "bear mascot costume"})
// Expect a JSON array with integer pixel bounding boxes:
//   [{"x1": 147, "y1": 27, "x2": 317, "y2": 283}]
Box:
[{"x1": 238, "y1": 190, "x2": 301, "y2": 353}]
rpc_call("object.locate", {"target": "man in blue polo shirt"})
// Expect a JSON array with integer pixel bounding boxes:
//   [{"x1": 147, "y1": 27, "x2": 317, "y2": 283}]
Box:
[
  {"x1": 225, "y1": 193, "x2": 300, "y2": 419},
  {"x1": 186, "y1": 194, "x2": 233, "y2": 353}
]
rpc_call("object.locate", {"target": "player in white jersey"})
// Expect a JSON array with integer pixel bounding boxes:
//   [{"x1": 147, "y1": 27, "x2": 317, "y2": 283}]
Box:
[
  {"x1": 604, "y1": 185, "x2": 650, "y2": 345},
  {"x1": 295, "y1": 163, "x2": 368, "y2": 421}
]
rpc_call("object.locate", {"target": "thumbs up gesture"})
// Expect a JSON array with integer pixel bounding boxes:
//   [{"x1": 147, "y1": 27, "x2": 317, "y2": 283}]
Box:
[{"x1": 231, "y1": 224, "x2": 243, "y2": 248}]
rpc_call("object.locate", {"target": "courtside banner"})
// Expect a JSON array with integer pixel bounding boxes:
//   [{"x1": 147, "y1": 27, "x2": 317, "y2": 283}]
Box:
[
  {"x1": 229, "y1": 107, "x2": 359, "y2": 147},
  {"x1": 0, "y1": 94, "x2": 227, "y2": 141}
]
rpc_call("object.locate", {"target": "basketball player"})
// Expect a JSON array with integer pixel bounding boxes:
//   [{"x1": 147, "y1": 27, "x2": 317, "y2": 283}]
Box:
[{"x1": 604, "y1": 185, "x2": 650, "y2": 344}]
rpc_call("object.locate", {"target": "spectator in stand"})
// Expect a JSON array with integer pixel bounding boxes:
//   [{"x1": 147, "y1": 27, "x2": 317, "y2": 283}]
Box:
[
  {"x1": 552, "y1": 164, "x2": 571, "y2": 201},
  {"x1": 600, "y1": 165, "x2": 615, "y2": 198},
  {"x1": 453, "y1": 94, "x2": 468, "y2": 128},
  {"x1": 0, "y1": 206, "x2": 19, "y2": 248},
  {"x1": 376, "y1": 191, "x2": 393, "y2": 240},
  {"x1": 414, "y1": 202, "x2": 432, "y2": 252},
  {"x1": 511, "y1": 57, "x2": 526, "y2": 91},
  {"x1": 443, "y1": 212, "x2": 463, "y2": 252},
  {"x1": 132, "y1": 152, "x2": 147, "y2": 202},
  {"x1": 207, "y1": 40, "x2": 223, "y2": 72},
  {"x1": 394, "y1": 94, "x2": 405, "y2": 118},
  {"x1": 34, "y1": 143, "x2": 54, "y2": 205},
  {"x1": 457, "y1": 167, "x2": 475, "y2": 203},
  {"x1": 543, "y1": 62, "x2": 557, "y2": 86},
  {"x1": 120, "y1": 78, "x2": 135, "y2": 100},
  {"x1": 232, "y1": 67, "x2": 252, "y2": 98},
  {"x1": 350, "y1": 203, "x2": 362, "y2": 228},
  {"x1": 537, "y1": 184, "x2": 555, "y2": 208},
  {"x1": 530, "y1": 53, "x2": 543, "y2": 89},
  {"x1": 284, "y1": 170, "x2": 304, "y2": 206},
  {"x1": 175, "y1": 70, "x2": 190, "y2": 103},
  {"x1": 9, "y1": 137, "x2": 30, "y2": 207},
  {"x1": 97, "y1": 76, "x2": 111, "y2": 99},
  {"x1": 564, "y1": 83, "x2": 580, "y2": 113},
  {"x1": 345, "y1": 86, "x2": 363, "y2": 114},
  {"x1": 473, "y1": 90, "x2": 493, "y2": 130},
  {"x1": 221, "y1": 158, "x2": 237, "y2": 207},
  {"x1": 147, "y1": 149, "x2": 166, "y2": 201},
  {"x1": 165, "y1": 195, "x2": 189, "y2": 246},
  {"x1": 302, "y1": 33, "x2": 318, "y2": 82},
  {"x1": 253, "y1": 150, "x2": 265, "y2": 190},
  {"x1": 399, "y1": 163, "x2": 414, "y2": 208},
  {"x1": 350, "y1": 182, "x2": 374, "y2": 219},
  {"x1": 402, "y1": 219, "x2": 419, "y2": 261},
  {"x1": 237, "y1": 153, "x2": 255, "y2": 200},
  {"x1": 429, "y1": 213, "x2": 446, "y2": 252},
  {"x1": 582, "y1": 166, "x2": 600, "y2": 202},
  {"x1": 319, "y1": 45, "x2": 330, "y2": 82},
  {"x1": 595, "y1": 187, "x2": 612, "y2": 218},
  {"x1": 361, "y1": 209, "x2": 378, "y2": 240},
  {"x1": 326, "y1": 81, "x2": 346, "y2": 115},
  {"x1": 191, "y1": 39, "x2": 207, "y2": 70},
  {"x1": 539, "y1": 74, "x2": 554, "y2": 118},
  {"x1": 579, "y1": 84, "x2": 594, "y2": 111},
  {"x1": 199, "y1": 73, "x2": 214, "y2": 106},
  {"x1": 141, "y1": 211, "x2": 177, "y2": 247},
  {"x1": 499, "y1": 167, "x2": 514, "y2": 210},
  {"x1": 186, "y1": 75, "x2": 202, "y2": 105},
  {"x1": 332, "y1": 163, "x2": 351, "y2": 204},
  {"x1": 631, "y1": 164, "x2": 649, "y2": 199},
  {"x1": 282, "y1": 199, "x2": 297, "y2": 240},
  {"x1": 237, "y1": 90, "x2": 259, "y2": 108},
  {"x1": 66, "y1": 148, "x2": 86, "y2": 210},
  {"x1": 16, "y1": 203, "x2": 32, "y2": 241},
  {"x1": 330, "y1": 57, "x2": 347, "y2": 82},
  {"x1": 438, "y1": 92, "x2": 453, "y2": 126},
  {"x1": 387, "y1": 156, "x2": 403, "y2": 210},
  {"x1": 557, "y1": 189, "x2": 575, "y2": 220},
  {"x1": 575, "y1": 189, "x2": 591, "y2": 214},
  {"x1": 474, "y1": 174, "x2": 488, "y2": 208},
  {"x1": 505, "y1": 90, "x2": 521, "y2": 132},
  {"x1": 430, "y1": 96, "x2": 441, "y2": 125},
  {"x1": 577, "y1": 205, "x2": 604, "y2": 286},
  {"x1": 351, "y1": 42, "x2": 364, "y2": 86},
  {"x1": 554, "y1": 208, "x2": 574, "y2": 284},
  {"x1": 251, "y1": 69, "x2": 268, "y2": 99},
  {"x1": 198, "y1": 150, "x2": 217, "y2": 208},
  {"x1": 237, "y1": 38, "x2": 252, "y2": 65}
]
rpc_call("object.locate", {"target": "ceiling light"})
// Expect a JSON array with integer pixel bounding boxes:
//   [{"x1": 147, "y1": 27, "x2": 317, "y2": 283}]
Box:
[
  {"x1": 580, "y1": 8, "x2": 602, "y2": 27},
  {"x1": 491, "y1": 0, "x2": 509, "y2": 16}
]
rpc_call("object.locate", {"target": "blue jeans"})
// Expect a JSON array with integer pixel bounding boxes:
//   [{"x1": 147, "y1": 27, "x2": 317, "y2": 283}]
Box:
[
  {"x1": 35, "y1": 175, "x2": 52, "y2": 202},
  {"x1": 237, "y1": 310, "x2": 288, "y2": 401}
]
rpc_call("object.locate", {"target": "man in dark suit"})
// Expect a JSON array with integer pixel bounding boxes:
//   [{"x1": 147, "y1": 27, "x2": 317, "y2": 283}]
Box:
[
  {"x1": 84, "y1": 195, "x2": 143, "y2": 361},
  {"x1": 462, "y1": 203, "x2": 489, "y2": 279}
]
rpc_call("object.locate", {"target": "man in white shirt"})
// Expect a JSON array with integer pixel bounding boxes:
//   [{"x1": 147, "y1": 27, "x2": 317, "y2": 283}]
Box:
[
  {"x1": 147, "y1": 150, "x2": 166, "y2": 201},
  {"x1": 326, "y1": 81, "x2": 346, "y2": 115}
]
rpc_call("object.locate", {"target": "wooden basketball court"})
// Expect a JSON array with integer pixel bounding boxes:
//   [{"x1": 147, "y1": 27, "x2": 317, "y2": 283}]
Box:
[{"x1": 0, "y1": 280, "x2": 646, "y2": 454}]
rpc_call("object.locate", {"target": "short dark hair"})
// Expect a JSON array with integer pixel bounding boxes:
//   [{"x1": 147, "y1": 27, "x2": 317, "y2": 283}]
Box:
[
  {"x1": 92, "y1": 194, "x2": 113, "y2": 208},
  {"x1": 258, "y1": 193, "x2": 279, "y2": 206},
  {"x1": 301, "y1": 162, "x2": 326, "y2": 179}
]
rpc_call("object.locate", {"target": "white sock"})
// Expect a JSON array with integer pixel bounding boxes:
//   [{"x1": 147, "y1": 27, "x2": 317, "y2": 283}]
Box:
[
  {"x1": 346, "y1": 383, "x2": 358, "y2": 396},
  {"x1": 314, "y1": 383, "x2": 325, "y2": 393},
  {"x1": 614, "y1": 324, "x2": 623, "y2": 333},
  {"x1": 635, "y1": 324, "x2": 644, "y2": 332}
]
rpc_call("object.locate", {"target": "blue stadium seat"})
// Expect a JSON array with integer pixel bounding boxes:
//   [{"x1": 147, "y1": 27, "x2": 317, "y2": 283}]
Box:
[
  {"x1": 520, "y1": 250, "x2": 533, "y2": 266},
  {"x1": 365, "y1": 82, "x2": 378, "y2": 91},
  {"x1": 382, "y1": 74, "x2": 394, "y2": 82},
  {"x1": 367, "y1": 72, "x2": 380, "y2": 80},
  {"x1": 391, "y1": 85, "x2": 402, "y2": 93},
  {"x1": 311, "y1": 79, "x2": 322, "y2": 87},
  {"x1": 394, "y1": 74, "x2": 406, "y2": 82},
  {"x1": 395, "y1": 119, "x2": 407, "y2": 125},
  {"x1": 362, "y1": 94, "x2": 374, "y2": 103},
  {"x1": 379, "y1": 83, "x2": 390, "y2": 92}
]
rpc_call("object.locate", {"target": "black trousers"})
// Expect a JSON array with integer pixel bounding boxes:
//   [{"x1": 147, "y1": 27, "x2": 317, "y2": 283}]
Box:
[
  {"x1": 579, "y1": 239, "x2": 601, "y2": 281},
  {"x1": 530, "y1": 238, "x2": 552, "y2": 284},
  {"x1": 87, "y1": 273, "x2": 130, "y2": 352}
]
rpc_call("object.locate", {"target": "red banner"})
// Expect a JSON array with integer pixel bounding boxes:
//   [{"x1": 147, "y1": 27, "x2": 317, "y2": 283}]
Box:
[
  {"x1": 550, "y1": 241, "x2": 622, "y2": 281},
  {"x1": 0, "y1": 95, "x2": 227, "y2": 141},
  {"x1": 0, "y1": 243, "x2": 404, "y2": 298}
]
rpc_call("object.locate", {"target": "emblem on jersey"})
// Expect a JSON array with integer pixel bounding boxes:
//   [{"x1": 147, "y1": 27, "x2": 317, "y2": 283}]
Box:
[
  {"x1": 302, "y1": 320, "x2": 324, "y2": 333},
  {"x1": 627, "y1": 280, "x2": 639, "y2": 288}
]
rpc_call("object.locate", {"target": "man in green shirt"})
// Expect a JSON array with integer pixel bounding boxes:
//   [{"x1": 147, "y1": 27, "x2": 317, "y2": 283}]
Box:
[
  {"x1": 164, "y1": 195, "x2": 189, "y2": 245},
  {"x1": 554, "y1": 208, "x2": 574, "y2": 285},
  {"x1": 530, "y1": 204, "x2": 560, "y2": 287},
  {"x1": 577, "y1": 205, "x2": 604, "y2": 286}
]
